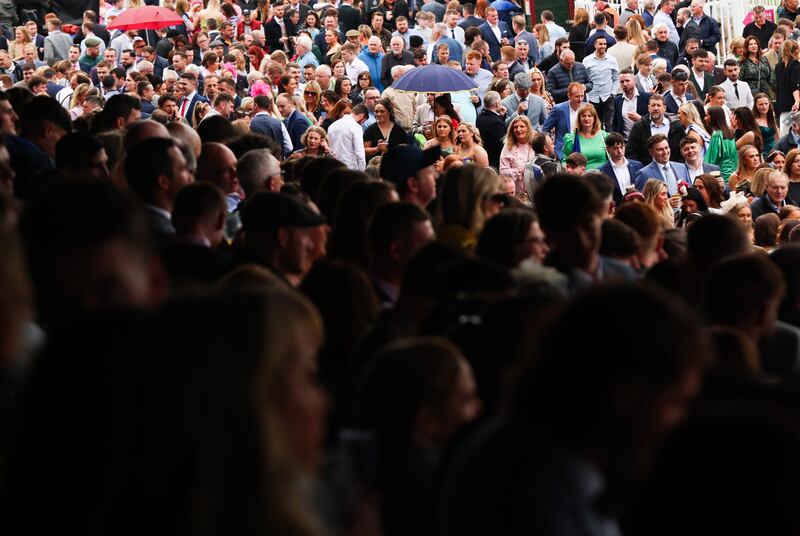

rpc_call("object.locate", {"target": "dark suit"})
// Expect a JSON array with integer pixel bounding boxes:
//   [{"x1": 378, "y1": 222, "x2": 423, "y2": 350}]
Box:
[
  {"x1": 476, "y1": 108, "x2": 506, "y2": 169},
  {"x1": 284, "y1": 109, "x2": 308, "y2": 151},
  {"x1": 478, "y1": 21, "x2": 513, "y2": 61},
  {"x1": 625, "y1": 113, "x2": 685, "y2": 165},
  {"x1": 598, "y1": 159, "x2": 643, "y2": 206},
  {"x1": 688, "y1": 69, "x2": 714, "y2": 101},
  {"x1": 663, "y1": 92, "x2": 695, "y2": 114},
  {"x1": 611, "y1": 92, "x2": 652, "y2": 139},
  {"x1": 338, "y1": 4, "x2": 362, "y2": 33},
  {"x1": 751, "y1": 194, "x2": 799, "y2": 220},
  {"x1": 144, "y1": 205, "x2": 175, "y2": 246},
  {"x1": 265, "y1": 16, "x2": 296, "y2": 55},
  {"x1": 250, "y1": 112, "x2": 286, "y2": 155},
  {"x1": 314, "y1": 28, "x2": 345, "y2": 56},
  {"x1": 177, "y1": 92, "x2": 208, "y2": 122},
  {"x1": 776, "y1": 132, "x2": 800, "y2": 155},
  {"x1": 459, "y1": 15, "x2": 484, "y2": 30},
  {"x1": 160, "y1": 242, "x2": 231, "y2": 289},
  {"x1": 151, "y1": 55, "x2": 169, "y2": 79}
]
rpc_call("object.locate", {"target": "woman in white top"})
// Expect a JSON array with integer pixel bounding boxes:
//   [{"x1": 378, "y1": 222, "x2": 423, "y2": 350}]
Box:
[{"x1": 679, "y1": 102, "x2": 711, "y2": 157}]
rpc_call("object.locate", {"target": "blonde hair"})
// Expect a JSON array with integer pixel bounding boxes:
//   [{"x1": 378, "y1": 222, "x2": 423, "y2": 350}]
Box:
[
  {"x1": 504, "y1": 115, "x2": 535, "y2": 147},
  {"x1": 533, "y1": 23, "x2": 550, "y2": 45},
  {"x1": 573, "y1": 8, "x2": 590, "y2": 25},
  {"x1": 458, "y1": 122, "x2": 483, "y2": 145},
  {"x1": 70, "y1": 83, "x2": 93, "y2": 108},
  {"x1": 529, "y1": 67, "x2": 548, "y2": 95},
  {"x1": 750, "y1": 166, "x2": 776, "y2": 197},
  {"x1": 440, "y1": 165, "x2": 501, "y2": 234},
  {"x1": 626, "y1": 18, "x2": 647, "y2": 45},
  {"x1": 642, "y1": 178, "x2": 674, "y2": 228},
  {"x1": 679, "y1": 102, "x2": 709, "y2": 137},
  {"x1": 729, "y1": 37, "x2": 745, "y2": 57}
]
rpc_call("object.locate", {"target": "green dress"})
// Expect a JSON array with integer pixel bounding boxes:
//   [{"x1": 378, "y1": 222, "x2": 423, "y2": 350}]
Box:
[
  {"x1": 760, "y1": 125, "x2": 777, "y2": 157},
  {"x1": 562, "y1": 130, "x2": 609, "y2": 170},
  {"x1": 704, "y1": 130, "x2": 738, "y2": 185}
]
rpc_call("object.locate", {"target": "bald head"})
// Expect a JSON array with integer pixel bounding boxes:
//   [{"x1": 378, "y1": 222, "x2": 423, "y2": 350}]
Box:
[
  {"x1": 167, "y1": 121, "x2": 202, "y2": 158},
  {"x1": 559, "y1": 49, "x2": 576, "y2": 70},
  {"x1": 196, "y1": 142, "x2": 238, "y2": 194},
  {"x1": 123, "y1": 120, "x2": 170, "y2": 148}
]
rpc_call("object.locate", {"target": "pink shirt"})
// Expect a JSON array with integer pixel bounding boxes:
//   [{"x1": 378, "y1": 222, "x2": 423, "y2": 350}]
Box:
[{"x1": 499, "y1": 143, "x2": 535, "y2": 193}]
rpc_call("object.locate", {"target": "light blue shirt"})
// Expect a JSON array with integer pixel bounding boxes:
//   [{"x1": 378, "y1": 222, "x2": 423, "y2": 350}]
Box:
[
  {"x1": 296, "y1": 51, "x2": 319, "y2": 81},
  {"x1": 583, "y1": 53, "x2": 619, "y2": 103},
  {"x1": 650, "y1": 119, "x2": 670, "y2": 138},
  {"x1": 653, "y1": 10, "x2": 680, "y2": 45}
]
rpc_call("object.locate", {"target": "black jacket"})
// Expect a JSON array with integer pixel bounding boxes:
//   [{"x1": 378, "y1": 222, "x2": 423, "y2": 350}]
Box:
[
  {"x1": 476, "y1": 108, "x2": 506, "y2": 169},
  {"x1": 380, "y1": 50, "x2": 413, "y2": 90},
  {"x1": 625, "y1": 113, "x2": 685, "y2": 166},
  {"x1": 338, "y1": 4, "x2": 362, "y2": 33}
]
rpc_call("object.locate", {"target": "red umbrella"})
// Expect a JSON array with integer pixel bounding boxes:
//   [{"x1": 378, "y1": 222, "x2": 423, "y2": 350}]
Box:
[{"x1": 106, "y1": 6, "x2": 183, "y2": 32}]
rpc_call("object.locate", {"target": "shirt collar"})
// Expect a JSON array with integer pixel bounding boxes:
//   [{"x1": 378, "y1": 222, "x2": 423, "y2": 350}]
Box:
[{"x1": 623, "y1": 89, "x2": 639, "y2": 100}]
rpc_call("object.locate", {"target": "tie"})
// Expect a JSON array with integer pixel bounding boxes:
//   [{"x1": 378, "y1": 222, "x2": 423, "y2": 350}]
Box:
[
  {"x1": 663, "y1": 165, "x2": 676, "y2": 195},
  {"x1": 180, "y1": 97, "x2": 188, "y2": 117},
  {"x1": 734, "y1": 82, "x2": 739, "y2": 99},
  {"x1": 568, "y1": 69, "x2": 573, "y2": 82},
  {"x1": 451, "y1": 28, "x2": 456, "y2": 39}
]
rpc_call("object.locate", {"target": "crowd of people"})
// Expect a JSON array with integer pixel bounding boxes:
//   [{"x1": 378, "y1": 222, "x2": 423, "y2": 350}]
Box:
[{"x1": 5, "y1": 0, "x2": 800, "y2": 534}]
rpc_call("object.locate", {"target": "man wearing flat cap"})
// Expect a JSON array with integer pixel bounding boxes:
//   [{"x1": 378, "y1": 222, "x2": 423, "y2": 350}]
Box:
[
  {"x1": 79, "y1": 36, "x2": 103, "y2": 74},
  {"x1": 502, "y1": 72, "x2": 548, "y2": 130},
  {"x1": 238, "y1": 192, "x2": 326, "y2": 284},
  {"x1": 380, "y1": 145, "x2": 441, "y2": 209}
]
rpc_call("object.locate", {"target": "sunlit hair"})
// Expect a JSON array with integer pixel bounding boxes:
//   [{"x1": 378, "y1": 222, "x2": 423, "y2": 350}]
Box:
[
  {"x1": 574, "y1": 103, "x2": 601, "y2": 134},
  {"x1": 504, "y1": 115, "x2": 534, "y2": 147},
  {"x1": 458, "y1": 122, "x2": 483, "y2": 145},
  {"x1": 435, "y1": 115, "x2": 457, "y2": 143}
]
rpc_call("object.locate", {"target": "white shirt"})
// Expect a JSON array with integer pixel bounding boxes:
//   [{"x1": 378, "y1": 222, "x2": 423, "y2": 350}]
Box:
[
  {"x1": 686, "y1": 162, "x2": 704, "y2": 182},
  {"x1": 446, "y1": 24, "x2": 465, "y2": 45},
  {"x1": 621, "y1": 90, "x2": 640, "y2": 140},
  {"x1": 720, "y1": 78, "x2": 754, "y2": 110},
  {"x1": 653, "y1": 10, "x2": 680, "y2": 45},
  {"x1": 328, "y1": 114, "x2": 366, "y2": 170},
  {"x1": 489, "y1": 22, "x2": 502, "y2": 43},
  {"x1": 611, "y1": 158, "x2": 632, "y2": 192},
  {"x1": 691, "y1": 68, "x2": 706, "y2": 92},
  {"x1": 637, "y1": 73, "x2": 654, "y2": 93},
  {"x1": 345, "y1": 57, "x2": 369, "y2": 85},
  {"x1": 669, "y1": 90, "x2": 688, "y2": 108},
  {"x1": 569, "y1": 104, "x2": 579, "y2": 131},
  {"x1": 179, "y1": 91, "x2": 196, "y2": 118}
]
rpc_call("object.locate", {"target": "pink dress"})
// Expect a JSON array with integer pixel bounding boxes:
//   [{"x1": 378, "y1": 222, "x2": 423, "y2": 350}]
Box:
[{"x1": 499, "y1": 143, "x2": 535, "y2": 193}]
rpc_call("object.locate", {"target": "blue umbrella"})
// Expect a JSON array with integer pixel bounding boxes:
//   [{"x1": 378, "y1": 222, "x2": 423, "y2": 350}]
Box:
[{"x1": 391, "y1": 64, "x2": 479, "y2": 93}]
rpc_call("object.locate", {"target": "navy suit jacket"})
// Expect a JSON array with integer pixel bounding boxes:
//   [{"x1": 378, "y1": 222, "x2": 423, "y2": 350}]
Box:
[
  {"x1": 539, "y1": 101, "x2": 573, "y2": 159},
  {"x1": 597, "y1": 159, "x2": 643, "y2": 205},
  {"x1": 285, "y1": 109, "x2": 308, "y2": 151},
  {"x1": 250, "y1": 113, "x2": 286, "y2": 155},
  {"x1": 634, "y1": 160, "x2": 691, "y2": 194},
  {"x1": 178, "y1": 93, "x2": 208, "y2": 123},
  {"x1": 478, "y1": 21, "x2": 513, "y2": 61},
  {"x1": 663, "y1": 92, "x2": 695, "y2": 114},
  {"x1": 612, "y1": 92, "x2": 652, "y2": 138},
  {"x1": 152, "y1": 56, "x2": 170, "y2": 79}
]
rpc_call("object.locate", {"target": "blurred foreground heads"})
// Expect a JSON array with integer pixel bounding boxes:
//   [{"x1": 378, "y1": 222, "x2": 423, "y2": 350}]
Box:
[{"x1": 437, "y1": 284, "x2": 710, "y2": 536}]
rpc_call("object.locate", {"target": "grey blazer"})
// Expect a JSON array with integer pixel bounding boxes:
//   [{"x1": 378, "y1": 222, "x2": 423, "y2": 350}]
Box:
[{"x1": 502, "y1": 93, "x2": 549, "y2": 130}]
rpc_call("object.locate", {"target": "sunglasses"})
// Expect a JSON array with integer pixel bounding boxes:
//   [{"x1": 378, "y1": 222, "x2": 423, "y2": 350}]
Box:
[{"x1": 304, "y1": 91, "x2": 318, "y2": 96}]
